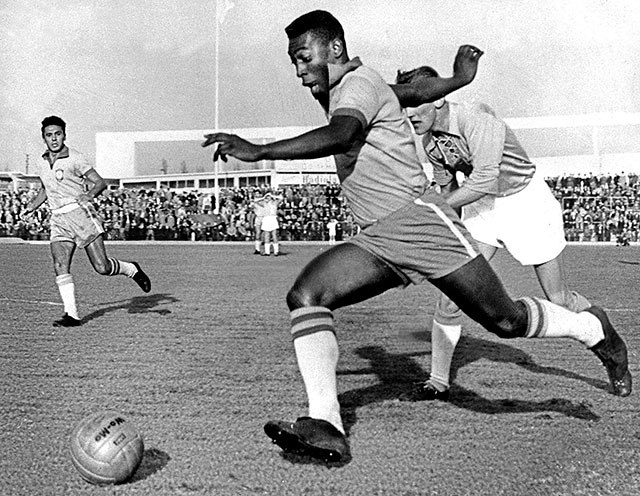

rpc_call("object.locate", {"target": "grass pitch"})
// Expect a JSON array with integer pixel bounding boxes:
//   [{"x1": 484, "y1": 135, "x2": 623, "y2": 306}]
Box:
[{"x1": 1, "y1": 242, "x2": 639, "y2": 495}]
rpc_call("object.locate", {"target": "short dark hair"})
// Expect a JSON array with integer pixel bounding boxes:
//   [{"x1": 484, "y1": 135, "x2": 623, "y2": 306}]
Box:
[
  {"x1": 395, "y1": 66, "x2": 440, "y2": 84},
  {"x1": 41, "y1": 115, "x2": 66, "y2": 135},
  {"x1": 285, "y1": 10, "x2": 344, "y2": 44}
]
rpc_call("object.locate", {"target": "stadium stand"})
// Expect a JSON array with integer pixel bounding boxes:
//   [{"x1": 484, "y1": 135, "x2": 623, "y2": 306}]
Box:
[{"x1": 2, "y1": 174, "x2": 639, "y2": 243}]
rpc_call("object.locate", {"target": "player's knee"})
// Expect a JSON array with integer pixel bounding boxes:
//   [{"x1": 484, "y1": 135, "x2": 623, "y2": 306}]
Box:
[
  {"x1": 286, "y1": 284, "x2": 330, "y2": 310},
  {"x1": 485, "y1": 301, "x2": 528, "y2": 339},
  {"x1": 434, "y1": 296, "x2": 464, "y2": 326}
]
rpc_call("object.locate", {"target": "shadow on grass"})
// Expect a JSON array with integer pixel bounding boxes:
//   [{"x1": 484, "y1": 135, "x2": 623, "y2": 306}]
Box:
[
  {"x1": 82, "y1": 293, "x2": 179, "y2": 324},
  {"x1": 338, "y1": 340, "x2": 603, "y2": 435},
  {"x1": 128, "y1": 447, "x2": 171, "y2": 483}
]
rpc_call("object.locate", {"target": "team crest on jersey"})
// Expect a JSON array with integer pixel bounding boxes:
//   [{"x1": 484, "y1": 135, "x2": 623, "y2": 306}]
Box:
[{"x1": 55, "y1": 169, "x2": 64, "y2": 182}]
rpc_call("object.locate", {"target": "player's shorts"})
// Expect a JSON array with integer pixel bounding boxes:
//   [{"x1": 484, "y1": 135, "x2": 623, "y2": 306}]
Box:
[
  {"x1": 254, "y1": 216, "x2": 264, "y2": 229},
  {"x1": 50, "y1": 202, "x2": 104, "y2": 249},
  {"x1": 347, "y1": 189, "x2": 479, "y2": 285},
  {"x1": 462, "y1": 172, "x2": 566, "y2": 265},
  {"x1": 261, "y1": 215, "x2": 279, "y2": 232}
]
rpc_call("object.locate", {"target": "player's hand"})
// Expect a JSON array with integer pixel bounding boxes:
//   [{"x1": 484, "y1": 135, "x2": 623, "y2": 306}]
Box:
[
  {"x1": 202, "y1": 133, "x2": 262, "y2": 162},
  {"x1": 453, "y1": 45, "x2": 484, "y2": 84},
  {"x1": 21, "y1": 208, "x2": 34, "y2": 222}
]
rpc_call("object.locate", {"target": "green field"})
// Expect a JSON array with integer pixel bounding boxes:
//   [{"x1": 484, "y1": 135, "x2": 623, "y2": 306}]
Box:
[{"x1": 1, "y1": 242, "x2": 639, "y2": 495}]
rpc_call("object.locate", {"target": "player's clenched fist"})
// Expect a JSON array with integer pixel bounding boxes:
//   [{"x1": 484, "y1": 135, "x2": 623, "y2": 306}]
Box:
[
  {"x1": 453, "y1": 45, "x2": 484, "y2": 85},
  {"x1": 202, "y1": 133, "x2": 263, "y2": 162}
]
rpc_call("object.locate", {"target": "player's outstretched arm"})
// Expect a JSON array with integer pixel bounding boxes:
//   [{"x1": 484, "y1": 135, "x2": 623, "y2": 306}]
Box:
[
  {"x1": 391, "y1": 45, "x2": 484, "y2": 107},
  {"x1": 202, "y1": 115, "x2": 363, "y2": 162}
]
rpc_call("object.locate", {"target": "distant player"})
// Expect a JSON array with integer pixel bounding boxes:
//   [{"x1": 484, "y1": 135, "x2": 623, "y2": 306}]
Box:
[
  {"x1": 202, "y1": 11, "x2": 630, "y2": 463},
  {"x1": 250, "y1": 195, "x2": 265, "y2": 254},
  {"x1": 25, "y1": 116, "x2": 151, "y2": 327},
  {"x1": 395, "y1": 66, "x2": 593, "y2": 401},
  {"x1": 261, "y1": 192, "x2": 282, "y2": 256},
  {"x1": 327, "y1": 218, "x2": 338, "y2": 245}
]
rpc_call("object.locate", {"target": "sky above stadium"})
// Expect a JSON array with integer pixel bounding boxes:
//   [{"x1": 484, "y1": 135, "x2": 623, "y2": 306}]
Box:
[{"x1": 1, "y1": 0, "x2": 639, "y2": 174}]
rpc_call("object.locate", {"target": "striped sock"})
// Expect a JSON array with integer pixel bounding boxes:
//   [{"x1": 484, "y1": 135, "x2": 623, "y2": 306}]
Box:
[
  {"x1": 518, "y1": 297, "x2": 604, "y2": 347},
  {"x1": 291, "y1": 306, "x2": 343, "y2": 433},
  {"x1": 108, "y1": 258, "x2": 137, "y2": 278},
  {"x1": 56, "y1": 274, "x2": 79, "y2": 320}
]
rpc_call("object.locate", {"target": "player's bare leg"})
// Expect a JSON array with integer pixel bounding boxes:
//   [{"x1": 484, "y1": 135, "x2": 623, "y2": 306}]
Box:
[
  {"x1": 262, "y1": 230, "x2": 271, "y2": 256},
  {"x1": 432, "y1": 255, "x2": 631, "y2": 396},
  {"x1": 534, "y1": 253, "x2": 591, "y2": 312},
  {"x1": 254, "y1": 226, "x2": 262, "y2": 254},
  {"x1": 85, "y1": 235, "x2": 151, "y2": 292},
  {"x1": 50, "y1": 240, "x2": 81, "y2": 326},
  {"x1": 403, "y1": 243, "x2": 498, "y2": 401},
  {"x1": 264, "y1": 243, "x2": 403, "y2": 461},
  {"x1": 406, "y1": 244, "x2": 601, "y2": 402}
]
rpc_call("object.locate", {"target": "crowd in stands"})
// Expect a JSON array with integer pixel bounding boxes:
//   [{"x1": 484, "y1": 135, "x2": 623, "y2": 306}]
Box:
[{"x1": 2, "y1": 173, "x2": 640, "y2": 244}]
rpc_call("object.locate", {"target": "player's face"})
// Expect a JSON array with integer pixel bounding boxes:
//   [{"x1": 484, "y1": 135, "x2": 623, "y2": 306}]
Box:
[
  {"x1": 405, "y1": 104, "x2": 437, "y2": 135},
  {"x1": 288, "y1": 32, "x2": 331, "y2": 101},
  {"x1": 42, "y1": 125, "x2": 66, "y2": 153}
]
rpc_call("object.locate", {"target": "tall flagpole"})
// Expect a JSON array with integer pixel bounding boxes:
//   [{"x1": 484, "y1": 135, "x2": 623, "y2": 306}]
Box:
[{"x1": 213, "y1": 0, "x2": 221, "y2": 214}]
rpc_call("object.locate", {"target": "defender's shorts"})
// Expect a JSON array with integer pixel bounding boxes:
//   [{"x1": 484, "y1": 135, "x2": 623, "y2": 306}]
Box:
[
  {"x1": 50, "y1": 203, "x2": 104, "y2": 249},
  {"x1": 254, "y1": 216, "x2": 264, "y2": 229},
  {"x1": 261, "y1": 215, "x2": 279, "y2": 232},
  {"x1": 462, "y1": 172, "x2": 565, "y2": 265},
  {"x1": 347, "y1": 189, "x2": 479, "y2": 285}
]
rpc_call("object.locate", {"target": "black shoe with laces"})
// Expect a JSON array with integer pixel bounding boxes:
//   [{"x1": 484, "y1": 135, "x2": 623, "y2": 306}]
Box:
[
  {"x1": 399, "y1": 380, "x2": 450, "y2": 402},
  {"x1": 53, "y1": 313, "x2": 82, "y2": 327},
  {"x1": 585, "y1": 306, "x2": 632, "y2": 397},
  {"x1": 264, "y1": 417, "x2": 350, "y2": 462},
  {"x1": 132, "y1": 262, "x2": 151, "y2": 293}
]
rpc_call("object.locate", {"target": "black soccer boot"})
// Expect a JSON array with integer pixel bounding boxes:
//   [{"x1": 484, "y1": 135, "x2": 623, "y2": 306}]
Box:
[
  {"x1": 53, "y1": 313, "x2": 82, "y2": 327},
  {"x1": 264, "y1": 417, "x2": 350, "y2": 462},
  {"x1": 585, "y1": 306, "x2": 632, "y2": 397},
  {"x1": 399, "y1": 379, "x2": 450, "y2": 402},
  {"x1": 132, "y1": 262, "x2": 151, "y2": 293}
]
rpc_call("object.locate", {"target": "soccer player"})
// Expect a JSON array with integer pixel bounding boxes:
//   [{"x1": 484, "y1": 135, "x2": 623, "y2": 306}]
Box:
[
  {"x1": 25, "y1": 116, "x2": 151, "y2": 327},
  {"x1": 202, "y1": 11, "x2": 630, "y2": 463},
  {"x1": 250, "y1": 194, "x2": 265, "y2": 254},
  {"x1": 260, "y1": 192, "x2": 283, "y2": 256},
  {"x1": 395, "y1": 66, "x2": 593, "y2": 401}
]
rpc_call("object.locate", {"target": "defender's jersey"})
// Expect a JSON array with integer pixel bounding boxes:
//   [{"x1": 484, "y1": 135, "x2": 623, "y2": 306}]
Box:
[
  {"x1": 264, "y1": 200, "x2": 280, "y2": 217},
  {"x1": 427, "y1": 103, "x2": 535, "y2": 197},
  {"x1": 37, "y1": 146, "x2": 93, "y2": 210},
  {"x1": 328, "y1": 58, "x2": 428, "y2": 228},
  {"x1": 253, "y1": 201, "x2": 266, "y2": 219}
]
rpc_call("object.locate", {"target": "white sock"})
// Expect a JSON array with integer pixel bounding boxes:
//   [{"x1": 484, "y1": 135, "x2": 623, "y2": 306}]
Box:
[
  {"x1": 291, "y1": 307, "x2": 343, "y2": 433},
  {"x1": 430, "y1": 321, "x2": 462, "y2": 390},
  {"x1": 273, "y1": 243, "x2": 279, "y2": 255},
  {"x1": 255, "y1": 240, "x2": 260, "y2": 251},
  {"x1": 56, "y1": 274, "x2": 79, "y2": 320},
  {"x1": 520, "y1": 297, "x2": 604, "y2": 347},
  {"x1": 264, "y1": 243, "x2": 271, "y2": 255}
]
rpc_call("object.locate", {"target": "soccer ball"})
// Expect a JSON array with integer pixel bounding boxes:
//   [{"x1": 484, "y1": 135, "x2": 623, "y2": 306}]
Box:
[{"x1": 69, "y1": 411, "x2": 144, "y2": 485}]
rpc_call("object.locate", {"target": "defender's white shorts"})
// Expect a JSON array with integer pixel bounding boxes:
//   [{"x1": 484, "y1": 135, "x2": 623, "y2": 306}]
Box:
[
  {"x1": 261, "y1": 215, "x2": 279, "y2": 232},
  {"x1": 462, "y1": 172, "x2": 565, "y2": 265}
]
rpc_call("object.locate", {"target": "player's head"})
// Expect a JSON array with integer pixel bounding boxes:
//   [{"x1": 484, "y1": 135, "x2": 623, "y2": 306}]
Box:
[
  {"x1": 396, "y1": 66, "x2": 443, "y2": 136},
  {"x1": 41, "y1": 115, "x2": 67, "y2": 153},
  {"x1": 286, "y1": 10, "x2": 348, "y2": 103}
]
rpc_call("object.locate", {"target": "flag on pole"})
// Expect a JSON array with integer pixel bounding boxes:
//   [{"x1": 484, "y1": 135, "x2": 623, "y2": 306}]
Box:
[{"x1": 218, "y1": 0, "x2": 235, "y2": 25}]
